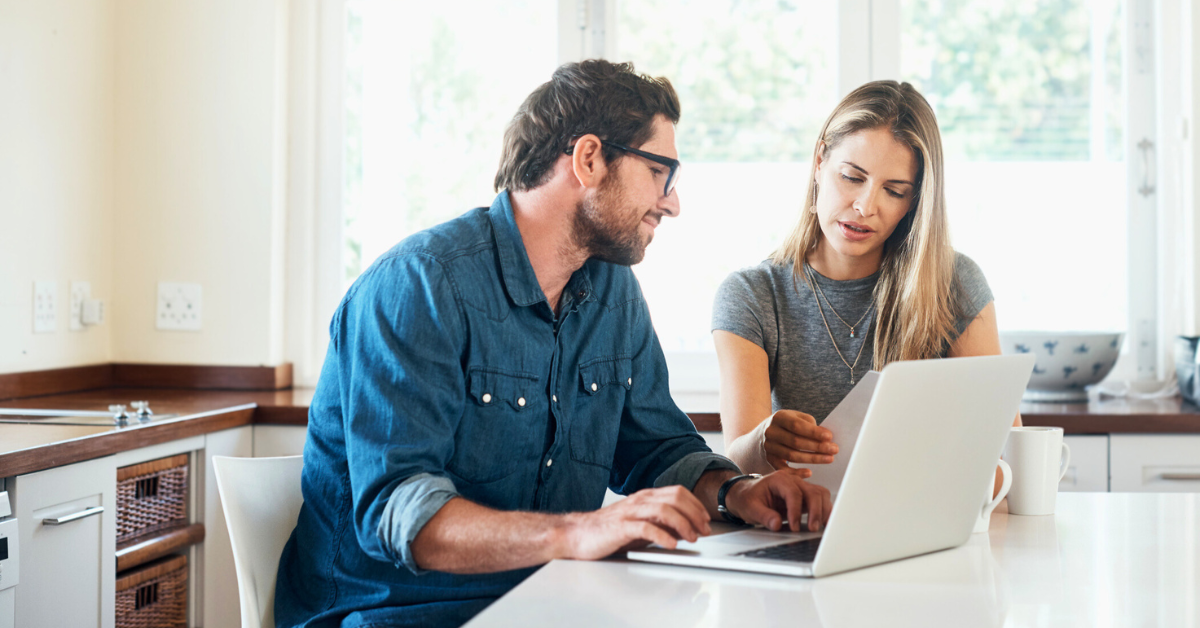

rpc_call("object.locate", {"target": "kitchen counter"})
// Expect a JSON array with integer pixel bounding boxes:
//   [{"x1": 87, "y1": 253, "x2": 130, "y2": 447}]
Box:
[
  {"x1": 0, "y1": 387, "x2": 313, "y2": 476},
  {"x1": 465, "y1": 493, "x2": 1200, "y2": 628},
  {"x1": 1, "y1": 385, "x2": 1197, "y2": 477}
]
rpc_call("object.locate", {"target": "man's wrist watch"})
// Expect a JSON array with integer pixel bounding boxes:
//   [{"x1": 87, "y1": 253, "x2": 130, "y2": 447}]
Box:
[{"x1": 716, "y1": 473, "x2": 762, "y2": 525}]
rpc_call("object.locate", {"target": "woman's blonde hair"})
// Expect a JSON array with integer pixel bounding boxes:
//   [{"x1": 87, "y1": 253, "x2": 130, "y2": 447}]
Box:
[{"x1": 771, "y1": 80, "x2": 964, "y2": 368}]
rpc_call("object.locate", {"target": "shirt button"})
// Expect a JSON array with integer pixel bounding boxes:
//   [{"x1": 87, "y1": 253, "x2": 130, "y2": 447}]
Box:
[
  {"x1": 482, "y1": 393, "x2": 492, "y2": 404},
  {"x1": 627, "y1": 377, "x2": 632, "y2": 386},
  {"x1": 552, "y1": 395, "x2": 558, "y2": 402},
  {"x1": 577, "y1": 290, "x2": 586, "y2": 299},
  {"x1": 518, "y1": 397, "x2": 526, "y2": 407},
  {"x1": 546, "y1": 459, "x2": 553, "y2": 467},
  {"x1": 591, "y1": 383, "x2": 598, "y2": 392}
]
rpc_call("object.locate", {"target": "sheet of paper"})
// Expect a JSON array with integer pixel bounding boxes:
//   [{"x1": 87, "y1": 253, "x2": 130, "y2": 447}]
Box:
[{"x1": 787, "y1": 370, "x2": 879, "y2": 498}]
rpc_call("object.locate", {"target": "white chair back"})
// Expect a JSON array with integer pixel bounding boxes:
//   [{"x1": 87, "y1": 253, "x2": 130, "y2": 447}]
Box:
[{"x1": 213, "y1": 455, "x2": 304, "y2": 628}]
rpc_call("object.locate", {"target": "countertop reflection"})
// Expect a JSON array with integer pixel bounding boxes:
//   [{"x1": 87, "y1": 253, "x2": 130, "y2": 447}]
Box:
[{"x1": 466, "y1": 493, "x2": 1200, "y2": 628}]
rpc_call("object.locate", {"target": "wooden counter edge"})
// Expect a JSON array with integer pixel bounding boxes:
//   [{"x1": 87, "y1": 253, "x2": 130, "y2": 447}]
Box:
[
  {"x1": 0, "y1": 407, "x2": 255, "y2": 477},
  {"x1": 3, "y1": 396, "x2": 1198, "y2": 479}
]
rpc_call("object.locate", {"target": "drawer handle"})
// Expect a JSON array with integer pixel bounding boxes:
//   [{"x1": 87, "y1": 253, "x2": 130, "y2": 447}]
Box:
[
  {"x1": 43, "y1": 506, "x2": 104, "y2": 526},
  {"x1": 1160, "y1": 473, "x2": 1200, "y2": 481}
]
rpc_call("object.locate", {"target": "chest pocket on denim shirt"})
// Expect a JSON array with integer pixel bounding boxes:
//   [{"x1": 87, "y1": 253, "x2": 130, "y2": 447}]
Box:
[
  {"x1": 450, "y1": 367, "x2": 545, "y2": 484},
  {"x1": 569, "y1": 357, "x2": 632, "y2": 468}
]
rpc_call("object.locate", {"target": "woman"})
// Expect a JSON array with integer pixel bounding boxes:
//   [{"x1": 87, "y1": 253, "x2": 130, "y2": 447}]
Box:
[{"x1": 712, "y1": 80, "x2": 1017, "y2": 491}]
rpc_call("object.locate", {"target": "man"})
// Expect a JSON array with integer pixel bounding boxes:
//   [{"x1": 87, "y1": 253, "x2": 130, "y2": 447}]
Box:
[{"x1": 275, "y1": 60, "x2": 833, "y2": 628}]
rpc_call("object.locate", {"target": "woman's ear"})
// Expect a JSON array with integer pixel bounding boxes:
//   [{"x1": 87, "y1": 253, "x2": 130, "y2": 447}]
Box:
[
  {"x1": 813, "y1": 140, "x2": 828, "y2": 179},
  {"x1": 570, "y1": 134, "x2": 608, "y2": 190}
]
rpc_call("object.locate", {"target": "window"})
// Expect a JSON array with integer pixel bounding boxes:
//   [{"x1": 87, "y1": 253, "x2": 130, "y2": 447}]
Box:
[
  {"x1": 900, "y1": 0, "x2": 1127, "y2": 334},
  {"x1": 297, "y1": 0, "x2": 1171, "y2": 391},
  {"x1": 342, "y1": 0, "x2": 557, "y2": 290},
  {"x1": 617, "y1": 0, "x2": 839, "y2": 354}
]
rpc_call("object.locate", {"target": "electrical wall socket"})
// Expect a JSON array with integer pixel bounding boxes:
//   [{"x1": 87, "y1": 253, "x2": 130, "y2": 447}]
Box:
[
  {"x1": 157, "y1": 282, "x2": 202, "y2": 331},
  {"x1": 82, "y1": 298, "x2": 105, "y2": 325},
  {"x1": 33, "y1": 281, "x2": 57, "y2": 333},
  {"x1": 69, "y1": 281, "x2": 92, "y2": 331}
]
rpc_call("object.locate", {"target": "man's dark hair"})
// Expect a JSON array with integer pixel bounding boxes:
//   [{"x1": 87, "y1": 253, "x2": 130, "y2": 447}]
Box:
[{"x1": 494, "y1": 59, "x2": 681, "y2": 192}]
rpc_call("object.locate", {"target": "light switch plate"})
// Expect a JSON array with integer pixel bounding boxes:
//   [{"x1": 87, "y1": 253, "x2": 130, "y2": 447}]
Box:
[
  {"x1": 32, "y1": 281, "x2": 57, "y2": 333},
  {"x1": 157, "y1": 282, "x2": 202, "y2": 331},
  {"x1": 69, "y1": 280, "x2": 91, "y2": 331}
]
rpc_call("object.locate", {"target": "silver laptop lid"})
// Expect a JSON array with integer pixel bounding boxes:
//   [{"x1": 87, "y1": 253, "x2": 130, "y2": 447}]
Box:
[{"x1": 810, "y1": 354, "x2": 1034, "y2": 576}]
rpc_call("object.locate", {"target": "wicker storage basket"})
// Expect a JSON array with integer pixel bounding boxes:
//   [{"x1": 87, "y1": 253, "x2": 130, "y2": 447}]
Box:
[
  {"x1": 116, "y1": 454, "x2": 189, "y2": 544},
  {"x1": 115, "y1": 554, "x2": 188, "y2": 628}
]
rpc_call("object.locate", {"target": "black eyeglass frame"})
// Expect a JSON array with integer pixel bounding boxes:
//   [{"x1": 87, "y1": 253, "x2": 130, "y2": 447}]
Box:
[{"x1": 564, "y1": 138, "x2": 681, "y2": 197}]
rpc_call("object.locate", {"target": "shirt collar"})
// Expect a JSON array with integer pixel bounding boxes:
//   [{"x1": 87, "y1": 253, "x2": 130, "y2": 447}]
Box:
[{"x1": 488, "y1": 190, "x2": 595, "y2": 311}]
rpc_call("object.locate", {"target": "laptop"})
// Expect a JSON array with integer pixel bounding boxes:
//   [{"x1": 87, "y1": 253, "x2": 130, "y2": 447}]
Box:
[{"x1": 628, "y1": 354, "x2": 1035, "y2": 577}]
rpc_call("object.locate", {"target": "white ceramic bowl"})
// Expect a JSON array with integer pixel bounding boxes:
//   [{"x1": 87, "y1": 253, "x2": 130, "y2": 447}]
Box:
[{"x1": 999, "y1": 331, "x2": 1124, "y2": 402}]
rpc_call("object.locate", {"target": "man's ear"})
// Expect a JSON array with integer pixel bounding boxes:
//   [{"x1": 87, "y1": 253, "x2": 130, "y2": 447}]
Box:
[{"x1": 570, "y1": 134, "x2": 608, "y2": 190}]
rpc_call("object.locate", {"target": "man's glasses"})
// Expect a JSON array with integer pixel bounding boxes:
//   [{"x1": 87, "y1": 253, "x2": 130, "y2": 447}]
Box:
[{"x1": 565, "y1": 139, "x2": 681, "y2": 197}]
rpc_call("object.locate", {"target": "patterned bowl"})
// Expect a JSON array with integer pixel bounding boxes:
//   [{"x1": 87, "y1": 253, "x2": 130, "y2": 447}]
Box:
[{"x1": 999, "y1": 331, "x2": 1124, "y2": 402}]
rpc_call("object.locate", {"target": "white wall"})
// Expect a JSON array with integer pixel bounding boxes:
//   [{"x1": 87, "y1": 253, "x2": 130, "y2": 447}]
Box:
[
  {"x1": 113, "y1": 0, "x2": 288, "y2": 366},
  {"x1": 0, "y1": 0, "x2": 117, "y2": 373},
  {"x1": 0, "y1": 0, "x2": 288, "y2": 374}
]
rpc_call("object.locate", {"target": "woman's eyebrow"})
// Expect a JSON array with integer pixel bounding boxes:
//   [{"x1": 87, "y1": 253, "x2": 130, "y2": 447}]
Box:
[{"x1": 842, "y1": 161, "x2": 914, "y2": 186}]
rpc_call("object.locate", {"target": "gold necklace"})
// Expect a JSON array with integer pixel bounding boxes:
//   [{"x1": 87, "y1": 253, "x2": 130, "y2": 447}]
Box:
[{"x1": 806, "y1": 266, "x2": 873, "y2": 384}]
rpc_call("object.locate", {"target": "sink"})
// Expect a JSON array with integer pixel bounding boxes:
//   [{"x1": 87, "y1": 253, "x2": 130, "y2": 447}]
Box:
[{"x1": 0, "y1": 409, "x2": 177, "y2": 427}]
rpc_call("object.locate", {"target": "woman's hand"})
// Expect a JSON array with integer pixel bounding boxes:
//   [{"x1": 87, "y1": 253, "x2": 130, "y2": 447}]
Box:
[{"x1": 758, "y1": 409, "x2": 838, "y2": 470}]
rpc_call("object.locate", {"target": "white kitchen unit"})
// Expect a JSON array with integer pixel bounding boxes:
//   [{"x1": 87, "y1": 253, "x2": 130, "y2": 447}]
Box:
[
  {"x1": 700, "y1": 432, "x2": 725, "y2": 457},
  {"x1": 253, "y1": 424, "x2": 308, "y2": 457},
  {"x1": 1059, "y1": 435, "x2": 1109, "y2": 492},
  {"x1": 12, "y1": 455, "x2": 116, "y2": 628},
  {"x1": 1110, "y1": 434, "x2": 1200, "y2": 492}
]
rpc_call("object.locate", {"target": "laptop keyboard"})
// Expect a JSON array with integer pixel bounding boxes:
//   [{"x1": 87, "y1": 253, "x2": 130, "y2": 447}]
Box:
[{"x1": 735, "y1": 538, "x2": 823, "y2": 563}]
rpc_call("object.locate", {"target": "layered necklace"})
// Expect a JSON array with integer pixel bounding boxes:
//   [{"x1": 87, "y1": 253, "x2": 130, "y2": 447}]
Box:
[{"x1": 805, "y1": 264, "x2": 875, "y2": 384}]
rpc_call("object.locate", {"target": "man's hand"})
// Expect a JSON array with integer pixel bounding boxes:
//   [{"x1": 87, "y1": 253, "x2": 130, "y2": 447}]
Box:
[
  {"x1": 760, "y1": 410, "x2": 838, "y2": 470},
  {"x1": 557, "y1": 485, "x2": 713, "y2": 559},
  {"x1": 724, "y1": 469, "x2": 833, "y2": 532}
]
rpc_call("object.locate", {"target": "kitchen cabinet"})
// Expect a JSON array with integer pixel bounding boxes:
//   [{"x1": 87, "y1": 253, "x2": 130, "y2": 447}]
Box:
[
  {"x1": 253, "y1": 424, "x2": 307, "y2": 457},
  {"x1": 1110, "y1": 435, "x2": 1200, "y2": 492},
  {"x1": 1059, "y1": 435, "x2": 1109, "y2": 492},
  {"x1": 13, "y1": 455, "x2": 116, "y2": 628}
]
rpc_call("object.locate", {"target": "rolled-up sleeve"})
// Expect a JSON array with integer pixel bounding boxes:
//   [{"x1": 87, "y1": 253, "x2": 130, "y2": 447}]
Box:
[
  {"x1": 653, "y1": 451, "x2": 740, "y2": 490},
  {"x1": 377, "y1": 474, "x2": 460, "y2": 574},
  {"x1": 335, "y1": 253, "x2": 467, "y2": 574}
]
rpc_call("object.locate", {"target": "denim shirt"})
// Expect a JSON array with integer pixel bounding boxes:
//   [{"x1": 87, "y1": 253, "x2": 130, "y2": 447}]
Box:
[{"x1": 275, "y1": 191, "x2": 738, "y2": 628}]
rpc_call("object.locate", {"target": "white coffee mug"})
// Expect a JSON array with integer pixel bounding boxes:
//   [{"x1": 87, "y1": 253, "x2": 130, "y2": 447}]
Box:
[
  {"x1": 974, "y1": 459, "x2": 1012, "y2": 533},
  {"x1": 1004, "y1": 427, "x2": 1070, "y2": 516}
]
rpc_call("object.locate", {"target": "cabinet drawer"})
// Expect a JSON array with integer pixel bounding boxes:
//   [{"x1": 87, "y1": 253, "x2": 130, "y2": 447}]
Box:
[
  {"x1": 1110, "y1": 435, "x2": 1200, "y2": 492},
  {"x1": 1060, "y1": 435, "x2": 1109, "y2": 492},
  {"x1": 14, "y1": 456, "x2": 116, "y2": 628}
]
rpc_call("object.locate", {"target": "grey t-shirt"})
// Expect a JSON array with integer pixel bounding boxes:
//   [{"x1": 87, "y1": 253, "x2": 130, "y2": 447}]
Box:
[{"x1": 712, "y1": 252, "x2": 993, "y2": 424}]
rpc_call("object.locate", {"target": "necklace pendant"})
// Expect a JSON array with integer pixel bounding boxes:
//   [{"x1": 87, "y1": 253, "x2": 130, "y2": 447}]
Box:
[{"x1": 849, "y1": 328, "x2": 857, "y2": 338}]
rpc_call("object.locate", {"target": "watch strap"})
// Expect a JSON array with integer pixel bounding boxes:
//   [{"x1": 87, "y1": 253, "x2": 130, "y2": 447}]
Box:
[{"x1": 716, "y1": 473, "x2": 761, "y2": 525}]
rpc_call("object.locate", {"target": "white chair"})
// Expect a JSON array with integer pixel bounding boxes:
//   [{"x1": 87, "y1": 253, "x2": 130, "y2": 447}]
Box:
[{"x1": 213, "y1": 455, "x2": 305, "y2": 628}]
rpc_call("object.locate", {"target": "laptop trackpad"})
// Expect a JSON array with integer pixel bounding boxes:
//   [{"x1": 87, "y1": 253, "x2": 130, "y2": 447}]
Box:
[{"x1": 679, "y1": 529, "x2": 822, "y2": 554}]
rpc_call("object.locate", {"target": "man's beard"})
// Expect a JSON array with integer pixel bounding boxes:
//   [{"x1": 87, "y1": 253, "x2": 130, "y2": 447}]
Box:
[{"x1": 571, "y1": 171, "x2": 653, "y2": 266}]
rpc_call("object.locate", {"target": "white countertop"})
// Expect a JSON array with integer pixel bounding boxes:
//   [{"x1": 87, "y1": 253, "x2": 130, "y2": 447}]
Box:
[{"x1": 466, "y1": 493, "x2": 1200, "y2": 627}]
